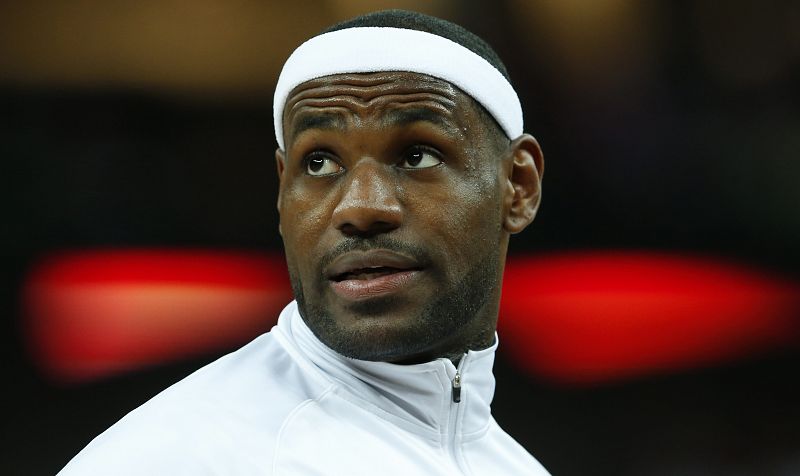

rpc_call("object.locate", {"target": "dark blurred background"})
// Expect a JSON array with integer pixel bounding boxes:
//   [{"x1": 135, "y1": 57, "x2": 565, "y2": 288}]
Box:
[{"x1": 3, "y1": 1, "x2": 800, "y2": 474}]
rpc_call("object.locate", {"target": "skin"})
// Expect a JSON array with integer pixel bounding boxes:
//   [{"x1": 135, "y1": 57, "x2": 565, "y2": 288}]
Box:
[{"x1": 276, "y1": 71, "x2": 543, "y2": 364}]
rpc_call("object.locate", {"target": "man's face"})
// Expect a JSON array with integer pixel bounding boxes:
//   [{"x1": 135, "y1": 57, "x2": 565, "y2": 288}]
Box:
[{"x1": 276, "y1": 71, "x2": 512, "y2": 363}]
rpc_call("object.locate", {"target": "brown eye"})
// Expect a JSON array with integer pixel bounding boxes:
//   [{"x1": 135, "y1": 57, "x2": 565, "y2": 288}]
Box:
[{"x1": 399, "y1": 146, "x2": 442, "y2": 169}]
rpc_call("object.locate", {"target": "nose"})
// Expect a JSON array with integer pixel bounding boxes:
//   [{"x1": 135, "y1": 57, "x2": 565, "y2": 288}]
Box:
[{"x1": 331, "y1": 161, "x2": 403, "y2": 237}]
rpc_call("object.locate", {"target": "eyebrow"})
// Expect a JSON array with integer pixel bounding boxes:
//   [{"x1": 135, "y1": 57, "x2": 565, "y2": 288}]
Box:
[
  {"x1": 385, "y1": 107, "x2": 454, "y2": 129},
  {"x1": 290, "y1": 113, "x2": 346, "y2": 138}
]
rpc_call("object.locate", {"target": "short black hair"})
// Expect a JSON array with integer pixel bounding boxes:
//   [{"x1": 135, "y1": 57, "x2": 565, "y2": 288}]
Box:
[{"x1": 322, "y1": 9, "x2": 511, "y2": 83}]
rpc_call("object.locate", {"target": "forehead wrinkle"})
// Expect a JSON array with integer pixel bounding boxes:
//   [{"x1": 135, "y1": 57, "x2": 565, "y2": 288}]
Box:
[
  {"x1": 288, "y1": 94, "x2": 458, "y2": 132},
  {"x1": 284, "y1": 73, "x2": 459, "y2": 116},
  {"x1": 294, "y1": 71, "x2": 457, "y2": 94},
  {"x1": 382, "y1": 103, "x2": 463, "y2": 139},
  {"x1": 288, "y1": 84, "x2": 458, "y2": 110},
  {"x1": 291, "y1": 93, "x2": 456, "y2": 114},
  {"x1": 370, "y1": 92, "x2": 456, "y2": 108},
  {"x1": 289, "y1": 96, "x2": 360, "y2": 117}
]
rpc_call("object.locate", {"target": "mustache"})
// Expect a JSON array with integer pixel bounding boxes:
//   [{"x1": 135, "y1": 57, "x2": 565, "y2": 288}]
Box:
[{"x1": 318, "y1": 236, "x2": 433, "y2": 272}]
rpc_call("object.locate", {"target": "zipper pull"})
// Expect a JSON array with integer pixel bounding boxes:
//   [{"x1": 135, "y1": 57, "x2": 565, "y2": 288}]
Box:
[{"x1": 452, "y1": 371, "x2": 462, "y2": 403}]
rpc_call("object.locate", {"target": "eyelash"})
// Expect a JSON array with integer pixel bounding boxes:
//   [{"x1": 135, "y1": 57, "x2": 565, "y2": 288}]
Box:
[
  {"x1": 404, "y1": 144, "x2": 443, "y2": 159},
  {"x1": 304, "y1": 150, "x2": 335, "y2": 163}
]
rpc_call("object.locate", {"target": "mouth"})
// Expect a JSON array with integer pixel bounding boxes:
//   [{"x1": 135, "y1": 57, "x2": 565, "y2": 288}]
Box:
[
  {"x1": 331, "y1": 266, "x2": 418, "y2": 282},
  {"x1": 324, "y1": 250, "x2": 424, "y2": 301}
]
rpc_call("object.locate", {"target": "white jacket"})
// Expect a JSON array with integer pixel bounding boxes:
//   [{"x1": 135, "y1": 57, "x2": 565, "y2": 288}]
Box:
[{"x1": 59, "y1": 301, "x2": 550, "y2": 475}]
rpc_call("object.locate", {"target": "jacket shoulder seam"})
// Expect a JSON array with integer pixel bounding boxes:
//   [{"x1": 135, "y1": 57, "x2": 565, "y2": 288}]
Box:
[{"x1": 271, "y1": 384, "x2": 336, "y2": 475}]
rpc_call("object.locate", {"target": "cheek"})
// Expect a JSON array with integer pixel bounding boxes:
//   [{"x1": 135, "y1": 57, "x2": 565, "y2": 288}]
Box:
[
  {"x1": 279, "y1": 187, "x2": 331, "y2": 264},
  {"x1": 412, "y1": 173, "x2": 503, "y2": 269}
]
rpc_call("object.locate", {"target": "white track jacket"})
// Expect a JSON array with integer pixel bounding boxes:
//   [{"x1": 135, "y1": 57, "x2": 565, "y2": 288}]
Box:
[{"x1": 59, "y1": 301, "x2": 550, "y2": 475}]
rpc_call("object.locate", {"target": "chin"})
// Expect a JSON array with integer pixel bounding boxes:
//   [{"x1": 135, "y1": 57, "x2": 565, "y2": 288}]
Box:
[{"x1": 310, "y1": 305, "x2": 445, "y2": 362}]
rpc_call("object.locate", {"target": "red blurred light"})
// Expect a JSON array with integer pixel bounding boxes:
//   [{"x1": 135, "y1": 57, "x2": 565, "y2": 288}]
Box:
[
  {"x1": 499, "y1": 251, "x2": 799, "y2": 385},
  {"x1": 24, "y1": 249, "x2": 292, "y2": 383}
]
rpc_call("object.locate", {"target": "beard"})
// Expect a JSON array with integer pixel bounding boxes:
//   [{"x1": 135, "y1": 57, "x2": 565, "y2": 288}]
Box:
[{"x1": 288, "y1": 235, "x2": 501, "y2": 362}]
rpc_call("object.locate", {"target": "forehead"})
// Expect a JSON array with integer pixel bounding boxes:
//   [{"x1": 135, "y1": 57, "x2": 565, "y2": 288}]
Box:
[{"x1": 282, "y1": 72, "x2": 479, "y2": 143}]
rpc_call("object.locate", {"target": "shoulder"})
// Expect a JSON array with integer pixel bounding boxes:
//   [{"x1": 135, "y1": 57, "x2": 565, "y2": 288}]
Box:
[{"x1": 59, "y1": 330, "x2": 328, "y2": 475}]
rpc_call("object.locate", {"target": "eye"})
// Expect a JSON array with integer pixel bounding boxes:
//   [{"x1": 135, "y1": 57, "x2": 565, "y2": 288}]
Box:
[
  {"x1": 305, "y1": 153, "x2": 342, "y2": 176},
  {"x1": 398, "y1": 146, "x2": 442, "y2": 169}
]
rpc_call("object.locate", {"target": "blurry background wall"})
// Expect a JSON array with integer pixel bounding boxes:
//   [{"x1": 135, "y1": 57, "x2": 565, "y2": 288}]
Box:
[{"x1": 2, "y1": 1, "x2": 800, "y2": 474}]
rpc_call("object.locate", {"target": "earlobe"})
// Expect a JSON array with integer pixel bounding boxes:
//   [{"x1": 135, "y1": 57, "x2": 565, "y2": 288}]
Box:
[{"x1": 503, "y1": 134, "x2": 544, "y2": 234}]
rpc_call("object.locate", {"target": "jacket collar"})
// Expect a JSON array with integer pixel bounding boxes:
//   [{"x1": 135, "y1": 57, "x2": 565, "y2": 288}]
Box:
[{"x1": 277, "y1": 301, "x2": 498, "y2": 439}]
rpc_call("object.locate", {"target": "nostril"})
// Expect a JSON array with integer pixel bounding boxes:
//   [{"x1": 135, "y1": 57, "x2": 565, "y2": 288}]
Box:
[{"x1": 338, "y1": 220, "x2": 399, "y2": 237}]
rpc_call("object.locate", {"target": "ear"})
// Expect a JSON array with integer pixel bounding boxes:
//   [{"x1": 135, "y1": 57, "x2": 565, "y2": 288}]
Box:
[
  {"x1": 275, "y1": 148, "x2": 287, "y2": 235},
  {"x1": 502, "y1": 134, "x2": 544, "y2": 234}
]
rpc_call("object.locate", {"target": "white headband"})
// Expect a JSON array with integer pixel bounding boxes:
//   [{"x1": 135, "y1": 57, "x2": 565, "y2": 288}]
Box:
[{"x1": 273, "y1": 27, "x2": 523, "y2": 150}]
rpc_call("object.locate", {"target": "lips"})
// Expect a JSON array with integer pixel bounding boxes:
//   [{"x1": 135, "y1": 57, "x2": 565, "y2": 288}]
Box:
[
  {"x1": 324, "y1": 250, "x2": 423, "y2": 300},
  {"x1": 331, "y1": 266, "x2": 404, "y2": 282}
]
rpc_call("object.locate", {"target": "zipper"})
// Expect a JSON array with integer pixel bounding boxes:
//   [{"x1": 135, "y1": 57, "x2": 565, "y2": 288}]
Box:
[
  {"x1": 446, "y1": 355, "x2": 468, "y2": 474},
  {"x1": 451, "y1": 371, "x2": 462, "y2": 403},
  {"x1": 451, "y1": 354, "x2": 466, "y2": 403}
]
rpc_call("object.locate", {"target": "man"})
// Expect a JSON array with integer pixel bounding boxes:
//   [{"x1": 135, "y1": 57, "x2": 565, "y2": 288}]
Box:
[{"x1": 59, "y1": 10, "x2": 548, "y2": 475}]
